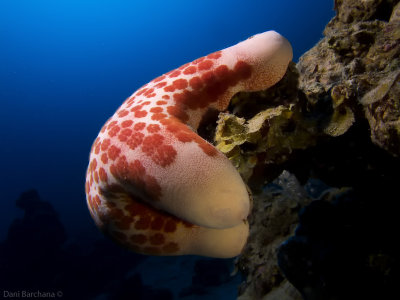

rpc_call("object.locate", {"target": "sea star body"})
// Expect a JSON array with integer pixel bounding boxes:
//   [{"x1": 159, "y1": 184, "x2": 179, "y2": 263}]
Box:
[{"x1": 86, "y1": 31, "x2": 292, "y2": 257}]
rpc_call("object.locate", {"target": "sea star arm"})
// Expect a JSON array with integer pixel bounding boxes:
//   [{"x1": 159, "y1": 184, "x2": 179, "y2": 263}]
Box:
[{"x1": 86, "y1": 31, "x2": 292, "y2": 257}]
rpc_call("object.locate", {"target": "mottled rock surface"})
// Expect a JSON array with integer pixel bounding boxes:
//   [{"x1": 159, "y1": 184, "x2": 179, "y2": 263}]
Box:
[
  {"x1": 209, "y1": 0, "x2": 400, "y2": 299},
  {"x1": 214, "y1": 0, "x2": 400, "y2": 191},
  {"x1": 300, "y1": 0, "x2": 400, "y2": 157},
  {"x1": 236, "y1": 172, "x2": 310, "y2": 300}
]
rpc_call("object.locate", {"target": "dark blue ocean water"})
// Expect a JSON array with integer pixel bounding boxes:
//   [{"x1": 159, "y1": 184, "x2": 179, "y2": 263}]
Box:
[{"x1": 0, "y1": 0, "x2": 334, "y2": 298}]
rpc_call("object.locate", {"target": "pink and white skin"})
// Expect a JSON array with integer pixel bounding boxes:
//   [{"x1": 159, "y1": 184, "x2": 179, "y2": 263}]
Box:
[{"x1": 85, "y1": 31, "x2": 292, "y2": 258}]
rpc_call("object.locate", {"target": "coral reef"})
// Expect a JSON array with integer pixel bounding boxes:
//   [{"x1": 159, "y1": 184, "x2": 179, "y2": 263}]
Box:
[
  {"x1": 215, "y1": 0, "x2": 400, "y2": 190},
  {"x1": 300, "y1": 0, "x2": 400, "y2": 157},
  {"x1": 213, "y1": 0, "x2": 400, "y2": 299},
  {"x1": 236, "y1": 121, "x2": 400, "y2": 299},
  {"x1": 215, "y1": 63, "x2": 315, "y2": 189},
  {"x1": 236, "y1": 172, "x2": 309, "y2": 300}
]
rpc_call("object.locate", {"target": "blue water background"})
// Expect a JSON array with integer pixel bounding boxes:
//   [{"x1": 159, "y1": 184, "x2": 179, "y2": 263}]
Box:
[{"x1": 0, "y1": 0, "x2": 334, "y2": 241}]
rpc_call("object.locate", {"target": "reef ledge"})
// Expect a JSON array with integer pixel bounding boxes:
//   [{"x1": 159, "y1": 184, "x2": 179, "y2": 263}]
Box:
[{"x1": 206, "y1": 0, "x2": 400, "y2": 299}]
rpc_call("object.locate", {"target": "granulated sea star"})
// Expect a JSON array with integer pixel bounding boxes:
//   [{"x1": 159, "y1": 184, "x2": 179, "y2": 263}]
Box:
[{"x1": 86, "y1": 31, "x2": 292, "y2": 257}]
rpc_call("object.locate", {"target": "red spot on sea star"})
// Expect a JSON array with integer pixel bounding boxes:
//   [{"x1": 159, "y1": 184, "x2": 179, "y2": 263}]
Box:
[
  {"x1": 124, "y1": 203, "x2": 141, "y2": 217},
  {"x1": 149, "y1": 233, "x2": 165, "y2": 245},
  {"x1": 134, "y1": 110, "x2": 147, "y2": 118},
  {"x1": 207, "y1": 51, "x2": 222, "y2": 60},
  {"x1": 94, "y1": 142, "x2": 101, "y2": 155},
  {"x1": 147, "y1": 124, "x2": 161, "y2": 133},
  {"x1": 172, "y1": 78, "x2": 188, "y2": 90},
  {"x1": 135, "y1": 216, "x2": 151, "y2": 230},
  {"x1": 167, "y1": 105, "x2": 189, "y2": 123},
  {"x1": 151, "y1": 216, "x2": 164, "y2": 230},
  {"x1": 155, "y1": 81, "x2": 167, "y2": 88},
  {"x1": 150, "y1": 107, "x2": 163, "y2": 113},
  {"x1": 153, "y1": 75, "x2": 166, "y2": 83},
  {"x1": 108, "y1": 121, "x2": 118, "y2": 129},
  {"x1": 141, "y1": 132, "x2": 165, "y2": 149},
  {"x1": 145, "y1": 175, "x2": 162, "y2": 200},
  {"x1": 121, "y1": 120, "x2": 133, "y2": 128},
  {"x1": 101, "y1": 153, "x2": 108, "y2": 164},
  {"x1": 198, "y1": 60, "x2": 213, "y2": 71},
  {"x1": 183, "y1": 66, "x2": 197, "y2": 75},
  {"x1": 136, "y1": 88, "x2": 148, "y2": 96},
  {"x1": 163, "y1": 242, "x2": 179, "y2": 253},
  {"x1": 115, "y1": 215, "x2": 133, "y2": 230},
  {"x1": 176, "y1": 131, "x2": 193, "y2": 143},
  {"x1": 143, "y1": 88, "x2": 154, "y2": 96},
  {"x1": 118, "y1": 128, "x2": 132, "y2": 142},
  {"x1": 108, "y1": 145, "x2": 121, "y2": 160},
  {"x1": 93, "y1": 195, "x2": 101, "y2": 207},
  {"x1": 94, "y1": 171, "x2": 99, "y2": 183},
  {"x1": 160, "y1": 118, "x2": 193, "y2": 143},
  {"x1": 91, "y1": 159, "x2": 97, "y2": 172},
  {"x1": 134, "y1": 122, "x2": 146, "y2": 131},
  {"x1": 118, "y1": 110, "x2": 129, "y2": 117},
  {"x1": 215, "y1": 65, "x2": 229, "y2": 78},
  {"x1": 151, "y1": 113, "x2": 167, "y2": 121},
  {"x1": 99, "y1": 167, "x2": 108, "y2": 182},
  {"x1": 189, "y1": 76, "x2": 203, "y2": 90},
  {"x1": 234, "y1": 60, "x2": 252, "y2": 79},
  {"x1": 164, "y1": 220, "x2": 177, "y2": 233},
  {"x1": 130, "y1": 105, "x2": 141, "y2": 112},
  {"x1": 193, "y1": 57, "x2": 206, "y2": 64},
  {"x1": 131, "y1": 234, "x2": 147, "y2": 245},
  {"x1": 131, "y1": 159, "x2": 146, "y2": 176},
  {"x1": 198, "y1": 141, "x2": 218, "y2": 156},
  {"x1": 101, "y1": 139, "x2": 111, "y2": 151},
  {"x1": 109, "y1": 158, "x2": 146, "y2": 193},
  {"x1": 174, "y1": 90, "x2": 209, "y2": 109},
  {"x1": 169, "y1": 70, "x2": 181, "y2": 78},
  {"x1": 121, "y1": 128, "x2": 132, "y2": 135},
  {"x1": 201, "y1": 71, "x2": 217, "y2": 86},
  {"x1": 164, "y1": 85, "x2": 175, "y2": 93},
  {"x1": 126, "y1": 132, "x2": 144, "y2": 150},
  {"x1": 142, "y1": 134, "x2": 177, "y2": 167},
  {"x1": 89, "y1": 176, "x2": 93, "y2": 187},
  {"x1": 108, "y1": 125, "x2": 121, "y2": 137},
  {"x1": 126, "y1": 97, "x2": 135, "y2": 106}
]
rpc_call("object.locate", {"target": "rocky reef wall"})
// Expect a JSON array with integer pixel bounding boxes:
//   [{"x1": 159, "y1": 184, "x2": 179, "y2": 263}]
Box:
[{"x1": 207, "y1": 0, "x2": 400, "y2": 299}]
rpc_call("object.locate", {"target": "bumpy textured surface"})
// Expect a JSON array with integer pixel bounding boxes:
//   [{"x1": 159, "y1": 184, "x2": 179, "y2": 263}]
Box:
[
  {"x1": 214, "y1": 0, "x2": 400, "y2": 192},
  {"x1": 237, "y1": 172, "x2": 309, "y2": 300},
  {"x1": 299, "y1": 0, "x2": 400, "y2": 156},
  {"x1": 85, "y1": 31, "x2": 292, "y2": 257},
  {"x1": 233, "y1": 0, "x2": 400, "y2": 299}
]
